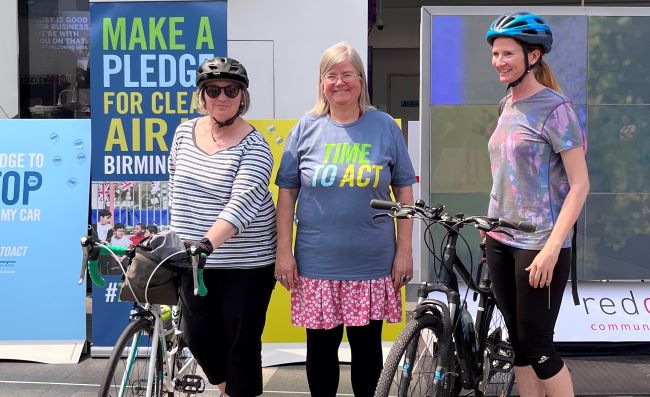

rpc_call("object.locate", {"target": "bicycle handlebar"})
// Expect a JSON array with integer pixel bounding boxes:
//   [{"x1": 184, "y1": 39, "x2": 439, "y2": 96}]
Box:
[
  {"x1": 370, "y1": 199, "x2": 536, "y2": 233},
  {"x1": 78, "y1": 236, "x2": 208, "y2": 297},
  {"x1": 189, "y1": 245, "x2": 208, "y2": 297},
  {"x1": 368, "y1": 199, "x2": 399, "y2": 211},
  {"x1": 79, "y1": 237, "x2": 126, "y2": 288},
  {"x1": 496, "y1": 218, "x2": 536, "y2": 233}
]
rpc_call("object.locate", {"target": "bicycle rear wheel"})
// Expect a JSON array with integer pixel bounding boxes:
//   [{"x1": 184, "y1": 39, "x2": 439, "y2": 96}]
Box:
[
  {"x1": 98, "y1": 317, "x2": 164, "y2": 397},
  {"x1": 375, "y1": 313, "x2": 455, "y2": 397},
  {"x1": 477, "y1": 307, "x2": 515, "y2": 397}
]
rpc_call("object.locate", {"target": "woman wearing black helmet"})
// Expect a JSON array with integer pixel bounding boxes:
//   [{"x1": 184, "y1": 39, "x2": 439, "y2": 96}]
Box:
[
  {"x1": 485, "y1": 12, "x2": 589, "y2": 397},
  {"x1": 169, "y1": 57, "x2": 277, "y2": 397}
]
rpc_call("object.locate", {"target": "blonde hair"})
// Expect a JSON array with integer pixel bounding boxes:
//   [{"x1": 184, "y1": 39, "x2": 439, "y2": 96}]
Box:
[
  {"x1": 193, "y1": 83, "x2": 251, "y2": 116},
  {"x1": 309, "y1": 41, "x2": 373, "y2": 116},
  {"x1": 534, "y1": 58, "x2": 561, "y2": 92}
]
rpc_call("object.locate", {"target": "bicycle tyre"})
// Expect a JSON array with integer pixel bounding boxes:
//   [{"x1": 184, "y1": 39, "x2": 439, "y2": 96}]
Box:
[
  {"x1": 477, "y1": 307, "x2": 515, "y2": 397},
  {"x1": 375, "y1": 313, "x2": 456, "y2": 397},
  {"x1": 98, "y1": 317, "x2": 164, "y2": 397}
]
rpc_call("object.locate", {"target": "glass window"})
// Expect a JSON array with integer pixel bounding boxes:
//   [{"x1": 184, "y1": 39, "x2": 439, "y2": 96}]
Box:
[
  {"x1": 429, "y1": 15, "x2": 587, "y2": 105},
  {"x1": 18, "y1": 0, "x2": 90, "y2": 119},
  {"x1": 424, "y1": 10, "x2": 650, "y2": 280},
  {"x1": 588, "y1": 16, "x2": 650, "y2": 105},
  {"x1": 584, "y1": 194, "x2": 650, "y2": 280},
  {"x1": 587, "y1": 105, "x2": 650, "y2": 193}
]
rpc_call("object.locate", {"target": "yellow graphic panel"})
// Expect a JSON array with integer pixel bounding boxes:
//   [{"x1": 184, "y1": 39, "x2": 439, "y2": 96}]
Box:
[{"x1": 250, "y1": 120, "x2": 407, "y2": 343}]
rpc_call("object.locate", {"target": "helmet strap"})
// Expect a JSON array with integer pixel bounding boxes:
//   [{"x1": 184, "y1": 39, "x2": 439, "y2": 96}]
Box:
[
  {"x1": 210, "y1": 103, "x2": 244, "y2": 131},
  {"x1": 507, "y1": 43, "x2": 531, "y2": 90}
]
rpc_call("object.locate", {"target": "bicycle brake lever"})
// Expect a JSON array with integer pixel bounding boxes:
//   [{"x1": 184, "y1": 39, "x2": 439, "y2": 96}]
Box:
[
  {"x1": 394, "y1": 210, "x2": 413, "y2": 219},
  {"x1": 495, "y1": 229, "x2": 514, "y2": 239},
  {"x1": 372, "y1": 213, "x2": 393, "y2": 219},
  {"x1": 78, "y1": 241, "x2": 90, "y2": 285}
]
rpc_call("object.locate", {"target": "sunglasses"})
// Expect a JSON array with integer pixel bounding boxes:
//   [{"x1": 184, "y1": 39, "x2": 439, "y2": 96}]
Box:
[{"x1": 204, "y1": 85, "x2": 241, "y2": 99}]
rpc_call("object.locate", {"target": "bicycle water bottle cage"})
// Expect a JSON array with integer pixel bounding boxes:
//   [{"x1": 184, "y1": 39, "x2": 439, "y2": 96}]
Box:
[{"x1": 177, "y1": 374, "x2": 206, "y2": 394}]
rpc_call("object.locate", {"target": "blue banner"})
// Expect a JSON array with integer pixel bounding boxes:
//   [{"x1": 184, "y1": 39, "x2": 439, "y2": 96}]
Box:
[
  {"x1": 90, "y1": 1, "x2": 227, "y2": 181},
  {"x1": 92, "y1": 275, "x2": 132, "y2": 348},
  {"x1": 0, "y1": 120, "x2": 91, "y2": 341}
]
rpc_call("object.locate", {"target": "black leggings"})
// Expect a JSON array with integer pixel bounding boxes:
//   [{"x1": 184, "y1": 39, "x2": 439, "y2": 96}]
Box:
[
  {"x1": 486, "y1": 236, "x2": 570, "y2": 380},
  {"x1": 179, "y1": 265, "x2": 275, "y2": 397},
  {"x1": 306, "y1": 320, "x2": 384, "y2": 397}
]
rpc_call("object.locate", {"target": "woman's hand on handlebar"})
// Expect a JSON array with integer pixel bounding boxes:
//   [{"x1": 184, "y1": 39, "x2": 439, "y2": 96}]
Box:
[
  {"x1": 183, "y1": 238, "x2": 214, "y2": 255},
  {"x1": 391, "y1": 249, "x2": 413, "y2": 290},
  {"x1": 275, "y1": 250, "x2": 298, "y2": 291}
]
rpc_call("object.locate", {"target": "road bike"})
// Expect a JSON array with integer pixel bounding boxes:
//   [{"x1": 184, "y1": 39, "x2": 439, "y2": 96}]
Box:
[
  {"x1": 79, "y1": 235, "x2": 208, "y2": 397},
  {"x1": 371, "y1": 199, "x2": 536, "y2": 397}
]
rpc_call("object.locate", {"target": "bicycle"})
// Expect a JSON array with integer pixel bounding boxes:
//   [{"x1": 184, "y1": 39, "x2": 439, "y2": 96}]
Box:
[
  {"x1": 78, "y1": 234, "x2": 209, "y2": 397},
  {"x1": 370, "y1": 199, "x2": 536, "y2": 397}
]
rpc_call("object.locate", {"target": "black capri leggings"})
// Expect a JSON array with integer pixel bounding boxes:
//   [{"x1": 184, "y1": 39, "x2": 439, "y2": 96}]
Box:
[
  {"x1": 485, "y1": 236, "x2": 570, "y2": 380},
  {"x1": 179, "y1": 265, "x2": 275, "y2": 397}
]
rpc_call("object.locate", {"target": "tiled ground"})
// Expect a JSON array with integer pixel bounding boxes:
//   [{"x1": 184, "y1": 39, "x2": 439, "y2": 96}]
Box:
[{"x1": 1, "y1": 356, "x2": 649, "y2": 396}]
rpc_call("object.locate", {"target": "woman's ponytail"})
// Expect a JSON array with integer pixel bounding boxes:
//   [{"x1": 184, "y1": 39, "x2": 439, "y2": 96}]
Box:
[{"x1": 534, "y1": 58, "x2": 561, "y2": 92}]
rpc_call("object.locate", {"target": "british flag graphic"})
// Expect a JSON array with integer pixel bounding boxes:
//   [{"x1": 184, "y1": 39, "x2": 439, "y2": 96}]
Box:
[{"x1": 97, "y1": 183, "x2": 111, "y2": 202}]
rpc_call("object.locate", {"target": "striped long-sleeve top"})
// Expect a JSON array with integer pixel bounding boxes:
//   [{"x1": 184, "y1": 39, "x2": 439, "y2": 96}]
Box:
[{"x1": 169, "y1": 118, "x2": 276, "y2": 269}]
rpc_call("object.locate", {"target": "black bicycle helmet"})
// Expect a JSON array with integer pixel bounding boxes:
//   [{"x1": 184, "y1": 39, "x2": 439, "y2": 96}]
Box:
[
  {"x1": 196, "y1": 57, "x2": 249, "y2": 88},
  {"x1": 196, "y1": 57, "x2": 249, "y2": 128}
]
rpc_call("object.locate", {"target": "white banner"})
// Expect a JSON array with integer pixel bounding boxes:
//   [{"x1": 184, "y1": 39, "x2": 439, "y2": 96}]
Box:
[
  {"x1": 454, "y1": 281, "x2": 649, "y2": 342},
  {"x1": 556, "y1": 281, "x2": 650, "y2": 342}
]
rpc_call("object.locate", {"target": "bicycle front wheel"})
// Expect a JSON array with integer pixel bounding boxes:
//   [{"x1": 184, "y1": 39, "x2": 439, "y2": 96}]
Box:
[
  {"x1": 98, "y1": 317, "x2": 164, "y2": 397},
  {"x1": 375, "y1": 313, "x2": 455, "y2": 397},
  {"x1": 477, "y1": 307, "x2": 515, "y2": 397}
]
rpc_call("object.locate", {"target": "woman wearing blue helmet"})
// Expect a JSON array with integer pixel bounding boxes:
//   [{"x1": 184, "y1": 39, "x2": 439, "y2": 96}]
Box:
[{"x1": 485, "y1": 12, "x2": 589, "y2": 397}]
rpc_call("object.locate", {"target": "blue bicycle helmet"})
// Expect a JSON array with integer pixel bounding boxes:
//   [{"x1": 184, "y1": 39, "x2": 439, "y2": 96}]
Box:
[{"x1": 486, "y1": 12, "x2": 553, "y2": 54}]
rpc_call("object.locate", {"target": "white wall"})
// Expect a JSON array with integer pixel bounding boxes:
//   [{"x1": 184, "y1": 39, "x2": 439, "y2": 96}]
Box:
[
  {"x1": 0, "y1": 2, "x2": 19, "y2": 118},
  {"x1": 229, "y1": 0, "x2": 367, "y2": 119}
]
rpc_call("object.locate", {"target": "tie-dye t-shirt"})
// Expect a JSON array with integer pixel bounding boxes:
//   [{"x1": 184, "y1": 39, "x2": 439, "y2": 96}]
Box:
[
  {"x1": 275, "y1": 109, "x2": 416, "y2": 280},
  {"x1": 487, "y1": 88, "x2": 585, "y2": 250}
]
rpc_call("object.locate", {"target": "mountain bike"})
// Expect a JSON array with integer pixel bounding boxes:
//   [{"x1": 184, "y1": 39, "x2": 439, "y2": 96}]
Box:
[
  {"x1": 79, "y1": 235, "x2": 208, "y2": 397},
  {"x1": 371, "y1": 199, "x2": 536, "y2": 397}
]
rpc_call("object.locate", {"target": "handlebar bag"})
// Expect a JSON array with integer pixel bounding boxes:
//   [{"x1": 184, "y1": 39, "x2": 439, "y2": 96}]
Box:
[{"x1": 119, "y1": 230, "x2": 189, "y2": 305}]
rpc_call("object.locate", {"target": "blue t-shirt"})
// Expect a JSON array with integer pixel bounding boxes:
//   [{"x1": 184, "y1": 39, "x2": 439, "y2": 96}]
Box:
[
  {"x1": 488, "y1": 88, "x2": 585, "y2": 249},
  {"x1": 275, "y1": 109, "x2": 416, "y2": 280}
]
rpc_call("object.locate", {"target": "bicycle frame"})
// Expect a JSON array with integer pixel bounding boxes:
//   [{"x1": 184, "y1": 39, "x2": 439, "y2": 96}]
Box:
[
  {"x1": 117, "y1": 303, "x2": 200, "y2": 397},
  {"x1": 411, "y1": 221, "x2": 503, "y2": 392},
  {"x1": 79, "y1": 235, "x2": 207, "y2": 397},
  {"x1": 370, "y1": 199, "x2": 527, "y2": 396}
]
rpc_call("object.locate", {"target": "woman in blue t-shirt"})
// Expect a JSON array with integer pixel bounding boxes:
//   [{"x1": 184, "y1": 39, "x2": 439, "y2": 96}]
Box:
[
  {"x1": 275, "y1": 42, "x2": 416, "y2": 397},
  {"x1": 485, "y1": 12, "x2": 589, "y2": 396}
]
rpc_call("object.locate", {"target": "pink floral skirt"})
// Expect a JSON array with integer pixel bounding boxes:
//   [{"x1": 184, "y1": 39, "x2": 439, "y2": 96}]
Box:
[{"x1": 291, "y1": 276, "x2": 403, "y2": 330}]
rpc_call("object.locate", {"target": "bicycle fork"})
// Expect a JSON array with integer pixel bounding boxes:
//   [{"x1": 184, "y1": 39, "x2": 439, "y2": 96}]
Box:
[{"x1": 119, "y1": 315, "x2": 163, "y2": 397}]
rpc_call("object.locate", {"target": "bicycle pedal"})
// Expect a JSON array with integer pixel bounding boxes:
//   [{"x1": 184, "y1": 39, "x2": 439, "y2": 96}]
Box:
[
  {"x1": 177, "y1": 374, "x2": 206, "y2": 394},
  {"x1": 488, "y1": 341, "x2": 514, "y2": 371}
]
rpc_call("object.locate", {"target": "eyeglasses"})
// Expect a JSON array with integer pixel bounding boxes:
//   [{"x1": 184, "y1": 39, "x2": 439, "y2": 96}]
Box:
[
  {"x1": 323, "y1": 73, "x2": 361, "y2": 84},
  {"x1": 205, "y1": 85, "x2": 241, "y2": 99}
]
